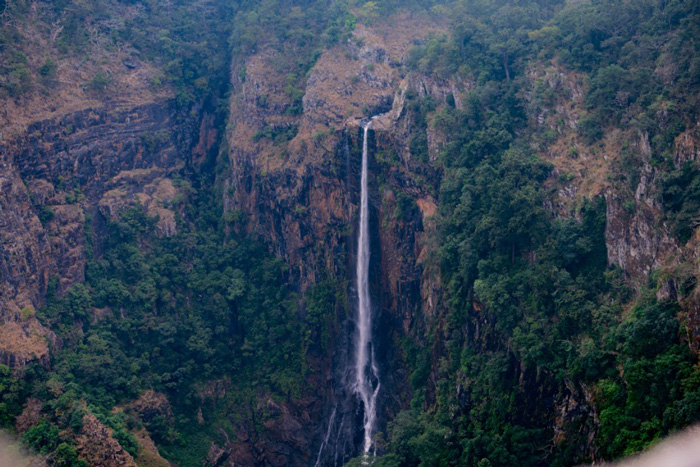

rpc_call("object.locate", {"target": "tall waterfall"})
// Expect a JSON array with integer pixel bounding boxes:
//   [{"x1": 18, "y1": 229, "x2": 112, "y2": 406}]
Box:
[{"x1": 355, "y1": 120, "x2": 380, "y2": 456}]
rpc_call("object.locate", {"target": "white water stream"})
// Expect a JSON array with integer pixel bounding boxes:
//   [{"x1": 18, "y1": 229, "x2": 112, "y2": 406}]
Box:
[
  {"x1": 314, "y1": 406, "x2": 337, "y2": 467},
  {"x1": 314, "y1": 120, "x2": 381, "y2": 465},
  {"x1": 354, "y1": 120, "x2": 380, "y2": 456}
]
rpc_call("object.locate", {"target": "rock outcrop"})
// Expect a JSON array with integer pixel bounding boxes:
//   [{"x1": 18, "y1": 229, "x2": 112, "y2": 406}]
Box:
[
  {"x1": 0, "y1": 100, "x2": 207, "y2": 367},
  {"x1": 222, "y1": 13, "x2": 456, "y2": 464},
  {"x1": 75, "y1": 414, "x2": 137, "y2": 467},
  {"x1": 604, "y1": 133, "x2": 678, "y2": 283}
]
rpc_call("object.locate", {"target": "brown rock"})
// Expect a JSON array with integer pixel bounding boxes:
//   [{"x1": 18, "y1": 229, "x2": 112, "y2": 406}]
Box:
[
  {"x1": 75, "y1": 414, "x2": 137, "y2": 467},
  {"x1": 0, "y1": 321, "x2": 50, "y2": 368},
  {"x1": 130, "y1": 390, "x2": 174, "y2": 425},
  {"x1": 0, "y1": 97, "x2": 202, "y2": 368},
  {"x1": 132, "y1": 429, "x2": 170, "y2": 467}
]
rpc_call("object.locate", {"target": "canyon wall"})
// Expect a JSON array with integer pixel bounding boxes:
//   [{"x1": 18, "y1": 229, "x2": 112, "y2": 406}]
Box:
[
  {"x1": 2, "y1": 5, "x2": 699, "y2": 466},
  {"x1": 0, "y1": 98, "x2": 212, "y2": 367}
]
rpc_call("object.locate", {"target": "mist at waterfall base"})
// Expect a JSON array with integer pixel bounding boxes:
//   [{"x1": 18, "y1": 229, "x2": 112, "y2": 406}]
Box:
[{"x1": 0, "y1": 431, "x2": 43, "y2": 466}]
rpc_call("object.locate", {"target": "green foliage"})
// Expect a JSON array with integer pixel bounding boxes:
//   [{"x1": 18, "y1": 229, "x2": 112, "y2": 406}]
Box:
[
  {"x1": 0, "y1": 49, "x2": 33, "y2": 97},
  {"x1": 87, "y1": 70, "x2": 112, "y2": 92},
  {"x1": 0, "y1": 0, "x2": 233, "y2": 107},
  {"x1": 253, "y1": 124, "x2": 299, "y2": 145},
  {"x1": 595, "y1": 297, "x2": 700, "y2": 458},
  {"x1": 37, "y1": 205, "x2": 55, "y2": 225},
  {"x1": 39, "y1": 282, "x2": 93, "y2": 339},
  {"x1": 19, "y1": 307, "x2": 35, "y2": 321},
  {"x1": 378, "y1": 2, "x2": 700, "y2": 465},
  {"x1": 578, "y1": 115, "x2": 603, "y2": 144},
  {"x1": 22, "y1": 420, "x2": 60, "y2": 454},
  {"x1": 393, "y1": 191, "x2": 417, "y2": 221},
  {"x1": 100, "y1": 412, "x2": 139, "y2": 458},
  {"x1": 38, "y1": 58, "x2": 56, "y2": 77},
  {"x1": 30, "y1": 173, "x2": 311, "y2": 463},
  {"x1": 54, "y1": 442, "x2": 89, "y2": 467},
  {"x1": 0, "y1": 365, "x2": 28, "y2": 428},
  {"x1": 550, "y1": 0, "x2": 698, "y2": 148},
  {"x1": 303, "y1": 279, "x2": 341, "y2": 355},
  {"x1": 356, "y1": 1, "x2": 380, "y2": 25},
  {"x1": 661, "y1": 162, "x2": 700, "y2": 243},
  {"x1": 124, "y1": 1, "x2": 233, "y2": 107},
  {"x1": 38, "y1": 57, "x2": 58, "y2": 86}
]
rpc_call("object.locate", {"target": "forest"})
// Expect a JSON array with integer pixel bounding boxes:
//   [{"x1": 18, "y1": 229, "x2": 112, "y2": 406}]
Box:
[{"x1": 1, "y1": 0, "x2": 700, "y2": 466}]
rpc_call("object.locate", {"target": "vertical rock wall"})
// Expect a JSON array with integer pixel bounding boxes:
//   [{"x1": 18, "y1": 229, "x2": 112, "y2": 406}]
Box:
[{"x1": 0, "y1": 101, "x2": 201, "y2": 367}]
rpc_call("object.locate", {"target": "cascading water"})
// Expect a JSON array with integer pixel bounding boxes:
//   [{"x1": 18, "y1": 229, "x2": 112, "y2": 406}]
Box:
[
  {"x1": 314, "y1": 120, "x2": 382, "y2": 466},
  {"x1": 354, "y1": 120, "x2": 380, "y2": 456},
  {"x1": 314, "y1": 406, "x2": 337, "y2": 467}
]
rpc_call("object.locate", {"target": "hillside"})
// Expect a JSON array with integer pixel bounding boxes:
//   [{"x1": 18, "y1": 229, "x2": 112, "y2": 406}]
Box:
[{"x1": 1, "y1": 0, "x2": 700, "y2": 466}]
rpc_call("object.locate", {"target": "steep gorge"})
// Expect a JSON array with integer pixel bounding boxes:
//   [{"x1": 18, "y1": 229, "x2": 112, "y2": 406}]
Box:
[
  {"x1": 219, "y1": 14, "x2": 451, "y2": 464},
  {"x1": 1, "y1": 1, "x2": 700, "y2": 466}
]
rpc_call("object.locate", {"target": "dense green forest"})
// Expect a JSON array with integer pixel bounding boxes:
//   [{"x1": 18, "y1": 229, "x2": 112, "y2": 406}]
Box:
[
  {"x1": 16, "y1": 187, "x2": 320, "y2": 464},
  {"x1": 2, "y1": 0, "x2": 700, "y2": 466},
  {"x1": 373, "y1": 0, "x2": 700, "y2": 465},
  {"x1": 1, "y1": 1, "x2": 328, "y2": 464}
]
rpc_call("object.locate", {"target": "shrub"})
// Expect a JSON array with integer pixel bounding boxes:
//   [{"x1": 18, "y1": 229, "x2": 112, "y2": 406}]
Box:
[
  {"x1": 87, "y1": 71, "x2": 112, "y2": 92},
  {"x1": 19, "y1": 307, "x2": 35, "y2": 321}
]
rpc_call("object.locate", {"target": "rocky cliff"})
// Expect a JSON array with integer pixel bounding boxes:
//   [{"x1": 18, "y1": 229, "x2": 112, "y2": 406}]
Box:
[
  {"x1": 0, "y1": 94, "x2": 213, "y2": 367},
  {"x1": 2, "y1": 2, "x2": 699, "y2": 466},
  {"x1": 221, "y1": 8, "x2": 700, "y2": 463},
  {"x1": 527, "y1": 61, "x2": 700, "y2": 354},
  {"x1": 218, "y1": 14, "x2": 462, "y2": 463}
]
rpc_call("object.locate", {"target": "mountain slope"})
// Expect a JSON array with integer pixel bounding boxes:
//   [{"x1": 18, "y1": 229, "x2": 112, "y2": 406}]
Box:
[{"x1": 1, "y1": 1, "x2": 700, "y2": 466}]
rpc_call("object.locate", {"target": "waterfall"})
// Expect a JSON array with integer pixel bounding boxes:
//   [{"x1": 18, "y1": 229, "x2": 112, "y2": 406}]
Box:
[
  {"x1": 314, "y1": 120, "x2": 381, "y2": 466},
  {"x1": 355, "y1": 120, "x2": 380, "y2": 456},
  {"x1": 314, "y1": 406, "x2": 337, "y2": 467}
]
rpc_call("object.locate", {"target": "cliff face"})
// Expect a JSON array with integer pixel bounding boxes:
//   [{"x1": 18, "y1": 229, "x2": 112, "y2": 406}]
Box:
[
  {"x1": 221, "y1": 14, "x2": 457, "y2": 463},
  {"x1": 223, "y1": 13, "x2": 700, "y2": 463},
  {"x1": 3, "y1": 3, "x2": 699, "y2": 465},
  {"x1": 526, "y1": 64, "x2": 700, "y2": 293},
  {"x1": 75, "y1": 414, "x2": 138, "y2": 467},
  {"x1": 0, "y1": 100, "x2": 205, "y2": 367}
]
